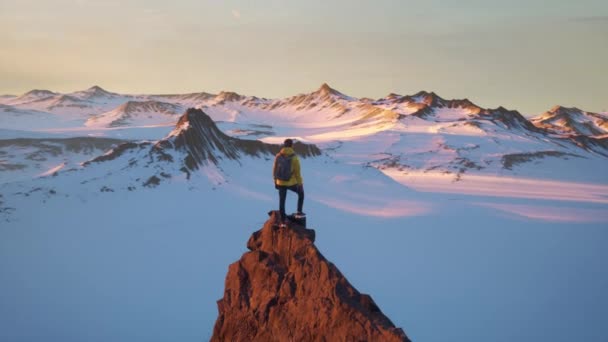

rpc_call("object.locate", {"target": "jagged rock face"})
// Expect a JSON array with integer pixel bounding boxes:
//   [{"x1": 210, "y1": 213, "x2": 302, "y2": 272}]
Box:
[
  {"x1": 531, "y1": 106, "x2": 608, "y2": 136},
  {"x1": 478, "y1": 107, "x2": 540, "y2": 131},
  {"x1": 166, "y1": 108, "x2": 242, "y2": 166},
  {"x1": 85, "y1": 108, "x2": 322, "y2": 178},
  {"x1": 214, "y1": 91, "x2": 246, "y2": 105},
  {"x1": 269, "y1": 83, "x2": 351, "y2": 112},
  {"x1": 13, "y1": 89, "x2": 58, "y2": 104},
  {"x1": 211, "y1": 211, "x2": 410, "y2": 342},
  {"x1": 566, "y1": 135, "x2": 608, "y2": 157},
  {"x1": 76, "y1": 85, "x2": 119, "y2": 99},
  {"x1": 161, "y1": 108, "x2": 321, "y2": 170}
]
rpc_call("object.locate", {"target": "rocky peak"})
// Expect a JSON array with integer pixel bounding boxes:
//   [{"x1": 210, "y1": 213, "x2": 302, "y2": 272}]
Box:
[
  {"x1": 211, "y1": 211, "x2": 410, "y2": 342},
  {"x1": 532, "y1": 105, "x2": 608, "y2": 136},
  {"x1": 546, "y1": 105, "x2": 593, "y2": 116},
  {"x1": 478, "y1": 106, "x2": 540, "y2": 131},
  {"x1": 541, "y1": 105, "x2": 584, "y2": 120},
  {"x1": 158, "y1": 108, "x2": 321, "y2": 170},
  {"x1": 410, "y1": 90, "x2": 444, "y2": 106},
  {"x1": 22, "y1": 89, "x2": 57, "y2": 97},
  {"x1": 215, "y1": 91, "x2": 245, "y2": 104},
  {"x1": 77, "y1": 85, "x2": 118, "y2": 99},
  {"x1": 313, "y1": 82, "x2": 350, "y2": 100},
  {"x1": 317, "y1": 82, "x2": 340, "y2": 96},
  {"x1": 13, "y1": 89, "x2": 58, "y2": 104},
  {"x1": 88, "y1": 85, "x2": 106, "y2": 92},
  {"x1": 87, "y1": 85, "x2": 110, "y2": 93},
  {"x1": 162, "y1": 108, "x2": 240, "y2": 167},
  {"x1": 279, "y1": 83, "x2": 351, "y2": 111}
]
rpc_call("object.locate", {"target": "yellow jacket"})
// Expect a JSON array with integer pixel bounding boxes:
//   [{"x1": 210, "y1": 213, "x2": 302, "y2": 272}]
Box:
[{"x1": 273, "y1": 147, "x2": 303, "y2": 186}]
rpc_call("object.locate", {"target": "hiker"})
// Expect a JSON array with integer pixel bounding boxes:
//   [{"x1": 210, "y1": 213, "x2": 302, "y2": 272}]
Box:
[{"x1": 273, "y1": 138, "x2": 304, "y2": 222}]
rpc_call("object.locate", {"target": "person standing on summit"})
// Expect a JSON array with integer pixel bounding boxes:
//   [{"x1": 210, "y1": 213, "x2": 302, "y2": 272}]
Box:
[{"x1": 273, "y1": 139, "x2": 304, "y2": 221}]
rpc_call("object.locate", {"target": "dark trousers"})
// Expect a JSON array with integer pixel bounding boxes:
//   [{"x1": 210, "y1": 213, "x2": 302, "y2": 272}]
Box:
[{"x1": 278, "y1": 185, "x2": 304, "y2": 219}]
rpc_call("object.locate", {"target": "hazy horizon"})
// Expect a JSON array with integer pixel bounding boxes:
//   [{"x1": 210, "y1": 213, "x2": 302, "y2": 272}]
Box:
[{"x1": 1, "y1": 0, "x2": 607, "y2": 115}]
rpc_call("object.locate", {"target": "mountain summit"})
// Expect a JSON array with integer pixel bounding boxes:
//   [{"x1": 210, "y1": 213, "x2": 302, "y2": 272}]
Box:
[
  {"x1": 531, "y1": 106, "x2": 608, "y2": 136},
  {"x1": 84, "y1": 108, "x2": 321, "y2": 187},
  {"x1": 73, "y1": 85, "x2": 119, "y2": 100},
  {"x1": 161, "y1": 108, "x2": 320, "y2": 169},
  {"x1": 211, "y1": 211, "x2": 410, "y2": 342},
  {"x1": 317, "y1": 82, "x2": 342, "y2": 96}
]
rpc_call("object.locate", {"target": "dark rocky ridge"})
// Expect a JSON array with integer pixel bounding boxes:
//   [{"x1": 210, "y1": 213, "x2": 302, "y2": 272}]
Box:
[
  {"x1": 78, "y1": 85, "x2": 120, "y2": 99},
  {"x1": 266, "y1": 83, "x2": 351, "y2": 113},
  {"x1": 477, "y1": 106, "x2": 542, "y2": 132},
  {"x1": 85, "y1": 108, "x2": 321, "y2": 172},
  {"x1": 400, "y1": 94, "x2": 540, "y2": 132},
  {"x1": 156, "y1": 108, "x2": 321, "y2": 170},
  {"x1": 532, "y1": 106, "x2": 608, "y2": 136},
  {"x1": 566, "y1": 135, "x2": 608, "y2": 157},
  {"x1": 211, "y1": 211, "x2": 410, "y2": 342}
]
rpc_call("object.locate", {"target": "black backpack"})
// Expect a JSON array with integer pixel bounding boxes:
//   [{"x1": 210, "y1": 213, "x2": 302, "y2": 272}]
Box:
[{"x1": 274, "y1": 154, "x2": 294, "y2": 181}]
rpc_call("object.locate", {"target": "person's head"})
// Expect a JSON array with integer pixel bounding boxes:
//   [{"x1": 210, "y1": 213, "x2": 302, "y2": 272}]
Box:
[{"x1": 283, "y1": 139, "x2": 293, "y2": 148}]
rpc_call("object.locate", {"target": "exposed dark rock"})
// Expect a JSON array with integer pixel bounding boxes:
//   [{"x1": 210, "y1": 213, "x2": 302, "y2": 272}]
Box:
[
  {"x1": 165, "y1": 108, "x2": 321, "y2": 170},
  {"x1": 562, "y1": 135, "x2": 608, "y2": 157},
  {"x1": 532, "y1": 106, "x2": 608, "y2": 136},
  {"x1": 143, "y1": 175, "x2": 161, "y2": 187},
  {"x1": 501, "y1": 151, "x2": 581, "y2": 169},
  {"x1": 83, "y1": 141, "x2": 151, "y2": 165},
  {"x1": 211, "y1": 211, "x2": 410, "y2": 342}
]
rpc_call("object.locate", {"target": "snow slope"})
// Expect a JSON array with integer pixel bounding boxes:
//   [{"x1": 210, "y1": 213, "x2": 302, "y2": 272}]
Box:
[
  {"x1": 85, "y1": 100, "x2": 184, "y2": 128},
  {"x1": 531, "y1": 105, "x2": 608, "y2": 136},
  {"x1": 1, "y1": 84, "x2": 607, "y2": 342}
]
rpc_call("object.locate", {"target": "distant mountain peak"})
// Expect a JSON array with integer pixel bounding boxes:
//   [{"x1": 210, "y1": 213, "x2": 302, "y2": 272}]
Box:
[
  {"x1": 413, "y1": 90, "x2": 438, "y2": 97},
  {"x1": 78, "y1": 85, "x2": 118, "y2": 98},
  {"x1": 548, "y1": 105, "x2": 582, "y2": 113},
  {"x1": 412, "y1": 90, "x2": 442, "y2": 102},
  {"x1": 163, "y1": 108, "x2": 321, "y2": 170},
  {"x1": 318, "y1": 82, "x2": 334, "y2": 92},
  {"x1": 315, "y1": 82, "x2": 343, "y2": 97},
  {"x1": 14, "y1": 89, "x2": 58, "y2": 104},
  {"x1": 215, "y1": 91, "x2": 244, "y2": 103},
  {"x1": 532, "y1": 105, "x2": 607, "y2": 136},
  {"x1": 22, "y1": 89, "x2": 57, "y2": 97},
  {"x1": 88, "y1": 85, "x2": 106, "y2": 92}
]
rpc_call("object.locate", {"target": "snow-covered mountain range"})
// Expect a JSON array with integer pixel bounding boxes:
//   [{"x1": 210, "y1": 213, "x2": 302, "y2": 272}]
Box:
[
  {"x1": 1, "y1": 83, "x2": 606, "y2": 185},
  {"x1": 1, "y1": 84, "x2": 607, "y2": 342}
]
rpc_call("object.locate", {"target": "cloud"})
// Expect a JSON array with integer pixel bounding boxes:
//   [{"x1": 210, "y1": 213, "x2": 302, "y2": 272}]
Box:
[{"x1": 231, "y1": 9, "x2": 241, "y2": 20}]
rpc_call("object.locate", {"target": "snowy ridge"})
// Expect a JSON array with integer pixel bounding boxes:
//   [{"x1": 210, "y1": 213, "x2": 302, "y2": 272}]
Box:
[
  {"x1": 0, "y1": 136, "x2": 126, "y2": 183},
  {"x1": 1, "y1": 84, "x2": 608, "y2": 342},
  {"x1": 531, "y1": 105, "x2": 608, "y2": 136},
  {"x1": 157, "y1": 108, "x2": 321, "y2": 170},
  {"x1": 2, "y1": 83, "x2": 607, "y2": 186},
  {"x1": 81, "y1": 108, "x2": 321, "y2": 186},
  {"x1": 85, "y1": 100, "x2": 184, "y2": 128},
  {"x1": 70, "y1": 85, "x2": 121, "y2": 100},
  {"x1": 5, "y1": 89, "x2": 58, "y2": 105}
]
